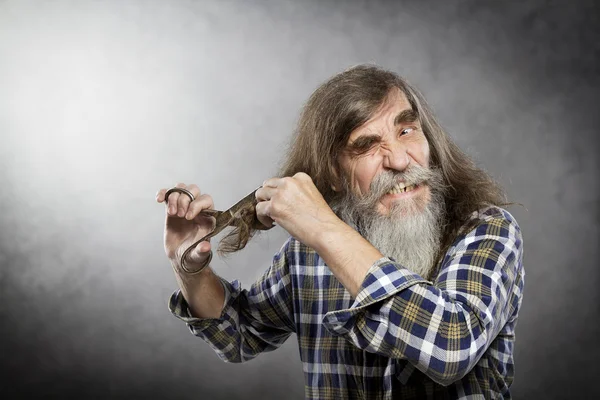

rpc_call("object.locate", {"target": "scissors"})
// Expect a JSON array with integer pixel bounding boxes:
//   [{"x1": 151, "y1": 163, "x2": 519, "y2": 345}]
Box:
[{"x1": 164, "y1": 187, "x2": 271, "y2": 274}]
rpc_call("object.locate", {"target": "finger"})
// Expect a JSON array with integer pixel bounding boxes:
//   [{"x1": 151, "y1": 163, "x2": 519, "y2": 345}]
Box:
[
  {"x1": 194, "y1": 240, "x2": 211, "y2": 254},
  {"x1": 293, "y1": 172, "x2": 312, "y2": 182},
  {"x1": 257, "y1": 213, "x2": 275, "y2": 229},
  {"x1": 186, "y1": 194, "x2": 215, "y2": 220},
  {"x1": 156, "y1": 188, "x2": 167, "y2": 203},
  {"x1": 165, "y1": 183, "x2": 187, "y2": 215},
  {"x1": 158, "y1": 184, "x2": 187, "y2": 203},
  {"x1": 263, "y1": 177, "x2": 287, "y2": 188},
  {"x1": 187, "y1": 241, "x2": 212, "y2": 265},
  {"x1": 255, "y1": 186, "x2": 277, "y2": 202},
  {"x1": 177, "y1": 184, "x2": 201, "y2": 217},
  {"x1": 185, "y1": 184, "x2": 201, "y2": 199},
  {"x1": 166, "y1": 192, "x2": 180, "y2": 215},
  {"x1": 255, "y1": 200, "x2": 275, "y2": 227}
]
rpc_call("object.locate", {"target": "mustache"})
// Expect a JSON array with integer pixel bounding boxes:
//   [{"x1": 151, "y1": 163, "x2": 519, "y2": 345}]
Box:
[
  {"x1": 333, "y1": 164, "x2": 446, "y2": 223},
  {"x1": 367, "y1": 164, "x2": 438, "y2": 201}
]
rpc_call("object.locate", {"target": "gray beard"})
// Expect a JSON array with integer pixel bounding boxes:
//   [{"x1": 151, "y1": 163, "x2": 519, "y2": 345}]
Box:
[{"x1": 330, "y1": 166, "x2": 446, "y2": 280}]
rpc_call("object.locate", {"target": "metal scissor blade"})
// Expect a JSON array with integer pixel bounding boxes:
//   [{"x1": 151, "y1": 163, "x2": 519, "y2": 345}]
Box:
[
  {"x1": 224, "y1": 187, "x2": 260, "y2": 219},
  {"x1": 209, "y1": 187, "x2": 261, "y2": 236}
]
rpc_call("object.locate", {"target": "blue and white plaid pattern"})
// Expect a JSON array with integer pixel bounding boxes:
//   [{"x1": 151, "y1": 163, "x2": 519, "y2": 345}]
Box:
[{"x1": 170, "y1": 206, "x2": 524, "y2": 399}]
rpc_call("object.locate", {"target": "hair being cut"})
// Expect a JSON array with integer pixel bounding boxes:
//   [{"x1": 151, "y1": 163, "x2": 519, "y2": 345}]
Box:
[{"x1": 218, "y1": 64, "x2": 507, "y2": 267}]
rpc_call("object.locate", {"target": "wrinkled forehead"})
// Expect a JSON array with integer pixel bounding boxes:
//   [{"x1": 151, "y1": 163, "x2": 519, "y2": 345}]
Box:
[{"x1": 346, "y1": 89, "x2": 417, "y2": 142}]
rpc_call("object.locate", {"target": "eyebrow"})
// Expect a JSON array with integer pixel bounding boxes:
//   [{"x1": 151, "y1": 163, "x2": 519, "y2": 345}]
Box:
[
  {"x1": 347, "y1": 109, "x2": 420, "y2": 150},
  {"x1": 349, "y1": 134, "x2": 381, "y2": 148},
  {"x1": 394, "y1": 109, "x2": 419, "y2": 125}
]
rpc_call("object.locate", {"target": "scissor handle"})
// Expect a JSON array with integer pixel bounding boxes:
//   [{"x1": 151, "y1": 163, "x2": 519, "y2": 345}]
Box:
[{"x1": 179, "y1": 228, "x2": 221, "y2": 274}]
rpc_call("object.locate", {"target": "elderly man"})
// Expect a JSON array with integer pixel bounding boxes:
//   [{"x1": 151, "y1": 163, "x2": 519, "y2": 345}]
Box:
[{"x1": 156, "y1": 65, "x2": 524, "y2": 399}]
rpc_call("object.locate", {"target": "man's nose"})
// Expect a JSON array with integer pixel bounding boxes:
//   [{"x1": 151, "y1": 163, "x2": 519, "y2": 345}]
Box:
[{"x1": 382, "y1": 143, "x2": 410, "y2": 172}]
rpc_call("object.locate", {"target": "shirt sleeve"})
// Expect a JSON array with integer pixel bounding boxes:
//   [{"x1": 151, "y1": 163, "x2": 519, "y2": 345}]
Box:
[
  {"x1": 321, "y1": 207, "x2": 525, "y2": 386},
  {"x1": 168, "y1": 239, "x2": 296, "y2": 363}
]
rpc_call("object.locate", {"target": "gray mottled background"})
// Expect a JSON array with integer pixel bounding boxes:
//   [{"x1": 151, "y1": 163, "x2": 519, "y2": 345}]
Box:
[{"x1": 1, "y1": 0, "x2": 598, "y2": 398}]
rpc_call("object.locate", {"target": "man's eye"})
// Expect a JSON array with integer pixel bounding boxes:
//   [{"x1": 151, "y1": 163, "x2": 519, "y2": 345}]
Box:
[
  {"x1": 400, "y1": 127, "x2": 415, "y2": 136},
  {"x1": 354, "y1": 141, "x2": 373, "y2": 149},
  {"x1": 351, "y1": 137, "x2": 376, "y2": 148},
  {"x1": 348, "y1": 138, "x2": 379, "y2": 155}
]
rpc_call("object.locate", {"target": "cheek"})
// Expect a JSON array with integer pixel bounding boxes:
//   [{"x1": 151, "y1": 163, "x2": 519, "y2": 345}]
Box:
[
  {"x1": 409, "y1": 136, "x2": 431, "y2": 166},
  {"x1": 422, "y1": 144, "x2": 431, "y2": 166},
  {"x1": 353, "y1": 160, "x2": 381, "y2": 195},
  {"x1": 340, "y1": 155, "x2": 383, "y2": 195}
]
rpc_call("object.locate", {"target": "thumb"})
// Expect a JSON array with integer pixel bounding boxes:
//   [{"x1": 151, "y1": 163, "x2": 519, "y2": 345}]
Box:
[{"x1": 186, "y1": 240, "x2": 213, "y2": 265}]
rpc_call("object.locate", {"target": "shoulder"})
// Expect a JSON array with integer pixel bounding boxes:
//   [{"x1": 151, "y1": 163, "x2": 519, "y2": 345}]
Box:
[
  {"x1": 466, "y1": 205, "x2": 522, "y2": 243},
  {"x1": 446, "y1": 205, "x2": 523, "y2": 261},
  {"x1": 435, "y1": 206, "x2": 525, "y2": 290},
  {"x1": 471, "y1": 205, "x2": 520, "y2": 226}
]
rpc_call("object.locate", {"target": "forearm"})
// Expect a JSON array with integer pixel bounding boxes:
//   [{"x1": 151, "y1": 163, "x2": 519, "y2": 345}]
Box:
[
  {"x1": 168, "y1": 240, "x2": 296, "y2": 363},
  {"x1": 321, "y1": 210, "x2": 524, "y2": 385},
  {"x1": 171, "y1": 261, "x2": 225, "y2": 319},
  {"x1": 313, "y1": 220, "x2": 383, "y2": 298},
  {"x1": 325, "y1": 274, "x2": 488, "y2": 385}
]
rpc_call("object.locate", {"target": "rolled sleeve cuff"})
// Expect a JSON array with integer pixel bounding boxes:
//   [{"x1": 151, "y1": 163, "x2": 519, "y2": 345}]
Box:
[
  {"x1": 322, "y1": 257, "x2": 429, "y2": 336},
  {"x1": 168, "y1": 277, "x2": 240, "y2": 329}
]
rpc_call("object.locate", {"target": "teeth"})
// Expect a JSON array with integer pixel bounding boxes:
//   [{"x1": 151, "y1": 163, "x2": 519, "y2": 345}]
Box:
[{"x1": 387, "y1": 183, "x2": 417, "y2": 195}]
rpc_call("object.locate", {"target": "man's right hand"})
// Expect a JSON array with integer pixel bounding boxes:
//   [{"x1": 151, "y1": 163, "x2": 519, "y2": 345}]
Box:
[{"x1": 156, "y1": 183, "x2": 215, "y2": 271}]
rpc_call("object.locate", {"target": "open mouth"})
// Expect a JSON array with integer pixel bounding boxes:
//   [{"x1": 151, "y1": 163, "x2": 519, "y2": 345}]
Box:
[{"x1": 386, "y1": 182, "x2": 420, "y2": 195}]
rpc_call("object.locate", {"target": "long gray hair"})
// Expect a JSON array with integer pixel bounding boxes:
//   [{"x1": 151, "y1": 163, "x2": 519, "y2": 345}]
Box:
[{"x1": 219, "y1": 64, "x2": 507, "y2": 268}]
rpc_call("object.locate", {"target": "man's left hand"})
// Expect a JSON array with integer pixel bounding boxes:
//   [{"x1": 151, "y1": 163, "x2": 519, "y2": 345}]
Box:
[{"x1": 256, "y1": 173, "x2": 342, "y2": 249}]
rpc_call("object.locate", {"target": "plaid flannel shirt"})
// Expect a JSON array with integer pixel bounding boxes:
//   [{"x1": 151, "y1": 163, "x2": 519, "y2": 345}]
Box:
[{"x1": 169, "y1": 206, "x2": 524, "y2": 399}]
